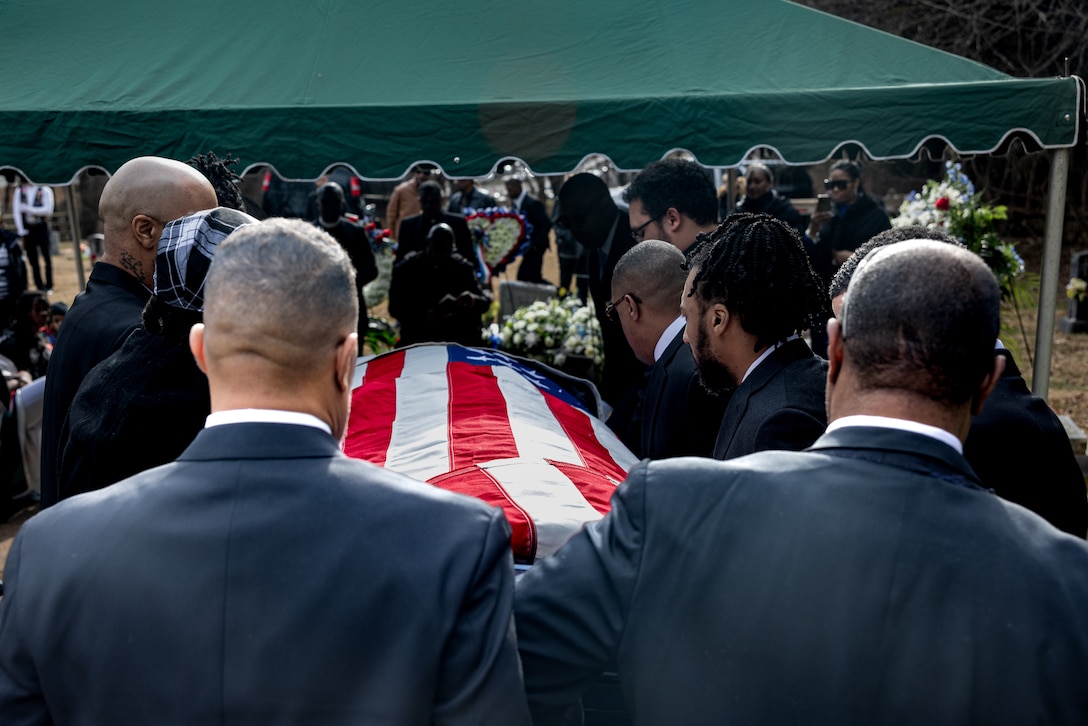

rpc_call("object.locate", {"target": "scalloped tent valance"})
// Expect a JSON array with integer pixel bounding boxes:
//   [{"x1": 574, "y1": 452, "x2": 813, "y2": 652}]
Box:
[
  {"x1": 1, "y1": 0, "x2": 1082, "y2": 396},
  {"x1": 0, "y1": 0, "x2": 1081, "y2": 184}
]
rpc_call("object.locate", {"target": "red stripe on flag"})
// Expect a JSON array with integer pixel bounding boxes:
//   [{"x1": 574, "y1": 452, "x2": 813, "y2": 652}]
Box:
[
  {"x1": 547, "y1": 462, "x2": 618, "y2": 514},
  {"x1": 428, "y1": 466, "x2": 536, "y2": 563},
  {"x1": 543, "y1": 395, "x2": 625, "y2": 514},
  {"x1": 446, "y1": 360, "x2": 519, "y2": 470},
  {"x1": 344, "y1": 350, "x2": 407, "y2": 467}
]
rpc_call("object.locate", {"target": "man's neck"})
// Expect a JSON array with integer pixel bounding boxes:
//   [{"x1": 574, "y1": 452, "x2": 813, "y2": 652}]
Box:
[
  {"x1": 653, "y1": 316, "x2": 685, "y2": 362},
  {"x1": 97, "y1": 254, "x2": 153, "y2": 291},
  {"x1": 677, "y1": 223, "x2": 718, "y2": 254},
  {"x1": 830, "y1": 387, "x2": 972, "y2": 444}
]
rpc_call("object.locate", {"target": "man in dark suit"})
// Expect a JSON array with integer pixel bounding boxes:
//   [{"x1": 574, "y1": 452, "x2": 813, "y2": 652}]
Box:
[
  {"x1": 389, "y1": 222, "x2": 492, "y2": 347},
  {"x1": 395, "y1": 180, "x2": 475, "y2": 262},
  {"x1": 506, "y1": 173, "x2": 553, "y2": 284},
  {"x1": 557, "y1": 173, "x2": 645, "y2": 409},
  {"x1": 680, "y1": 213, "x2": 829, "y2": 459},
  {"x1": 609, "y1": 239, "x2": 726, "y2": 458},
  {"x1": 39, "y1": 156, "x2": 218, "y2": 508},
  {"x1": 831, "y1": 225, "x2": 1088, "y2": 538},
  {"x1": 316, "y1": 181, "x2": 379, "y2": 353},
  {"x1": 0, "y1": 218, "x2": 530, "y2": 725},
  {"x1": 515, "y1": 241, "x2": 1088, "y2": 724},
  {"x1": 447, "y1": 177, "x2": 493, "y2": 214}
]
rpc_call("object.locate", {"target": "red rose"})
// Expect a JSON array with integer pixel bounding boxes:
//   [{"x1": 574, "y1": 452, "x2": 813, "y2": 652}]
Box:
[{"x1": 935, "y1": 197, "x2": 950, "y2": 211}]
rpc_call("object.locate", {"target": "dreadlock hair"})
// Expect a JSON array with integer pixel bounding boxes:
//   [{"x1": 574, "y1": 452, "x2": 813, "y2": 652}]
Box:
[
  {"x1": 688, "y1": 212, "x2": 830, "y2": 352},
  {"x1": 829, "y1": 225, "x2": 964, "y2": 300},
  {"x1": 187, "y1": 151, "x2": 245, "y2": 211}
]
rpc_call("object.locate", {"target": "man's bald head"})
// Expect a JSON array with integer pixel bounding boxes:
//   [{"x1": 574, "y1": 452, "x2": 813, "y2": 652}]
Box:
[
  {"x1": 611, "y1": 239, "x2": 689, "y2": 364},
  {"x1": 840, "y1": 240, "x2": 1000, "y2": 405},
  {"x1": 98, "y1": 156, "x2": 217, "y2": 285},
  {"x1": 612, "y1": 239, "x2": 687, "y2": 316}
]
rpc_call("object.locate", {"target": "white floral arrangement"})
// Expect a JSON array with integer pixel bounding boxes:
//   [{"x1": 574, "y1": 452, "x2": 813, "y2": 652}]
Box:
[
  {"x1": 484, "y1": 296, "x2": 603, "y2": 379},
  {"x1": 893, "y1": 160, "x2": 1023, "y2": 295},
  {"x1": 893, "y1": 162, "x2": 974, "y2": 229},
  {"x1": 1067, "y1": 276, "x2": 1087, "y2": 302}
]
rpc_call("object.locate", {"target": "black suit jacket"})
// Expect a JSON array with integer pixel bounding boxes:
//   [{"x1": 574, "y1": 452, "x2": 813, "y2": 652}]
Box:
[
  {"x1": 517, "y1": 194, "x2": 551, "y2": 251},
  {"x1": 712, "y1": 337, "x2": 827, "y2": 459},
  {"x1": 586, "y1": 214, "x2": 646, "y2": 407},
  {"x1": 0, "y1": 423, "x2": 530, "y2": 725},
  {"x1": 39, "y1": 263, "x2": 151, "y2": 507},
  {"x1": 58, "y1": 307, "x2": 208, "y2": 502},
  {"x1": 448, "y1": 187, "x2": 493, "y2": 215},
  {"x1": 965, "y1": 348, "x2": 1088, "y2": 537},
  {"x1": 516, "y1": 427, "x2": 1088, "y2": 724},
  {"x1": 513, "y1": 194, "x2": 553, "y2": 283},
  {"x1": 396, "y1": 212, "x2": 475, "y2": 262},
  {"x1": 641, "y1": 329, "x2": 727, "y2": 459}
]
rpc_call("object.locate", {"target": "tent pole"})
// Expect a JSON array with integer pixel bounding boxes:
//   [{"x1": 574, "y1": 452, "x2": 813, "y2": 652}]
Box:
[
  {"x1": 1031, "y1": 147, "x2": 1071, "y2": 398},
  {"x1": 63, "y1": 184, "x2": 86, "y2": 292}
]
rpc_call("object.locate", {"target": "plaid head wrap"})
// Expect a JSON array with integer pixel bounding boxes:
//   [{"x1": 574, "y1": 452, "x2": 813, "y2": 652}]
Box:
[{"x1": 154, "y1": 207, "x2": 256, "y2": 311}]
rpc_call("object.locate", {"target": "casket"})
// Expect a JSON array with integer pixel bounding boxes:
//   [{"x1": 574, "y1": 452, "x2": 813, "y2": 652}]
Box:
[{"x1": 344, "y1": 343, "x2": 638, "y2": 563}]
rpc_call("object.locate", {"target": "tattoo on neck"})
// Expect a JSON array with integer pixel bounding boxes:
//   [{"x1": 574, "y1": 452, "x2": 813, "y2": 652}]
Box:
[{"x1": 119, "y1": 250, "x2": 147, "y2": 285}]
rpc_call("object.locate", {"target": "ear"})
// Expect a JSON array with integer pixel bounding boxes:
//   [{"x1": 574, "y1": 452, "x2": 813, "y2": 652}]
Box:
[
  {"x1": 970, "y1": 352, "x2": 1006, "y2": 416},
  {"x1": 131, "y1": 214, "x2": 160, "y2": 251},
  {"x1": 826, "y1": 317, "x2": 844, "y2": 385},
  {"x1": 626, "y1": 294, "x2": 641, "y2": 322},
  {"x1": 709, "y1": 301, "x2": 730, "y2": 337},
  {"x1": 189, "y1": 323, "x2": 208, "y2": 375},
  {"x1": 665, "y1": 207, "x2": 682, "y2": 232},
  {"x1": 334, "y1": 333, "x2": 359, "y2": 392}
]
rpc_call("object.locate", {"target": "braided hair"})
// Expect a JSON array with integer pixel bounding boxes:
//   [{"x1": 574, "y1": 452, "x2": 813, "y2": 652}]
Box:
[
  {"x1": 688, "y1": 213, "x2": 830, "y2": 351},
  {"x1": 186, "y1": 151, "x2": 245, "y2": 211}
]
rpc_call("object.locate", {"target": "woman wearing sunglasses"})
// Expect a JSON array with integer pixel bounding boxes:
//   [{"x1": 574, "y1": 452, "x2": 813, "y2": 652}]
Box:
[{"x1": 807, "y1": 160, "x2": 891, "y2": 282}]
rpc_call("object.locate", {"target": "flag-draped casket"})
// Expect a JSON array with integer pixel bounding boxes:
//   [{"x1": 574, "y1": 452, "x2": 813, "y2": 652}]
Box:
[{"x1": 344, "y1": 344, "x2": 638, "y2": 562}]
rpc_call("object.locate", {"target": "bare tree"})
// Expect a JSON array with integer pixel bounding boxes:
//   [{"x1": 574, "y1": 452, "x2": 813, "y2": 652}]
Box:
[{"x1": 798, "y1": 0, "x2": 1088, "y2": 249}]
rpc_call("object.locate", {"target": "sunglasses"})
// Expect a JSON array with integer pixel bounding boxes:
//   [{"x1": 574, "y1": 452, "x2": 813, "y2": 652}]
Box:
[
  {"x1": 604, "y1": 292, "x2": 642, "y2": 322},
  {"x1": 824, "y1": 179, "x2": 851, "y2": 191}
]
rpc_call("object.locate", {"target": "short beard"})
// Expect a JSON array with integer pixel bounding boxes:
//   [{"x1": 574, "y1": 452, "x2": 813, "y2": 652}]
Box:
[{"x1": 693, "y1": 321, "x2": 737, "y2": 396}]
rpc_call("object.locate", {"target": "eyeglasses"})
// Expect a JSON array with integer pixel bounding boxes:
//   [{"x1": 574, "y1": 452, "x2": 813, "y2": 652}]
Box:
[
  {"x1": 630, "y1": 215, "x2": 663, "y2": 242},
  {"x1": 604, "y1": 292, "x2": 642, "y2": 322},
  {"x1": 824, "y1": 179, "x2": 851, "y2": 191}
]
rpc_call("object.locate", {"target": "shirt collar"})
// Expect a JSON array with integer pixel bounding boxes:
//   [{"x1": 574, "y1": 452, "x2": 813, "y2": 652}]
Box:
[
  {"x1": 826, "y1": 414, "x2": 963, "y2": 454},
  {"x1": 654, "y1": 316, "x2": 686, "y2": 362},
  {"x1": 741, "y1": 334, "x2": 799, "y2": 383},
  {"x1": 205, "y1": 409, "x2": 332, "y2": 435},
  {"x1": 512, "y1": 189, "x2": 527, "y2": 208}
]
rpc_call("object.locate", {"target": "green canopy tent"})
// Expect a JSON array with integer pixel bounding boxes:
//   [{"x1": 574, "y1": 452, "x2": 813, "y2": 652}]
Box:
[{"x1": 0, "y1": 0, "x2": 1082, "y2": 392}]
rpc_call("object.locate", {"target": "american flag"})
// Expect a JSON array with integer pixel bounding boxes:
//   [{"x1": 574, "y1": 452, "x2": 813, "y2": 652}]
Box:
[{"x1": 344, "y1": 344, "x2": 638, "y2": 562}]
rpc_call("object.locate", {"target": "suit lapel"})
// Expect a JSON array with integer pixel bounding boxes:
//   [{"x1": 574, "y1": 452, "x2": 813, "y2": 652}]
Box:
[{"x1": 712, "y1": 339, "x2": 813, "y2": 458}]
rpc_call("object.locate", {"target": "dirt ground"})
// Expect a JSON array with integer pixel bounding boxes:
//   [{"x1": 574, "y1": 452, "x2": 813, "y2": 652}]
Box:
[{"x1": 3, "y1": 240, "x2": 1088, "y2": 581}]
